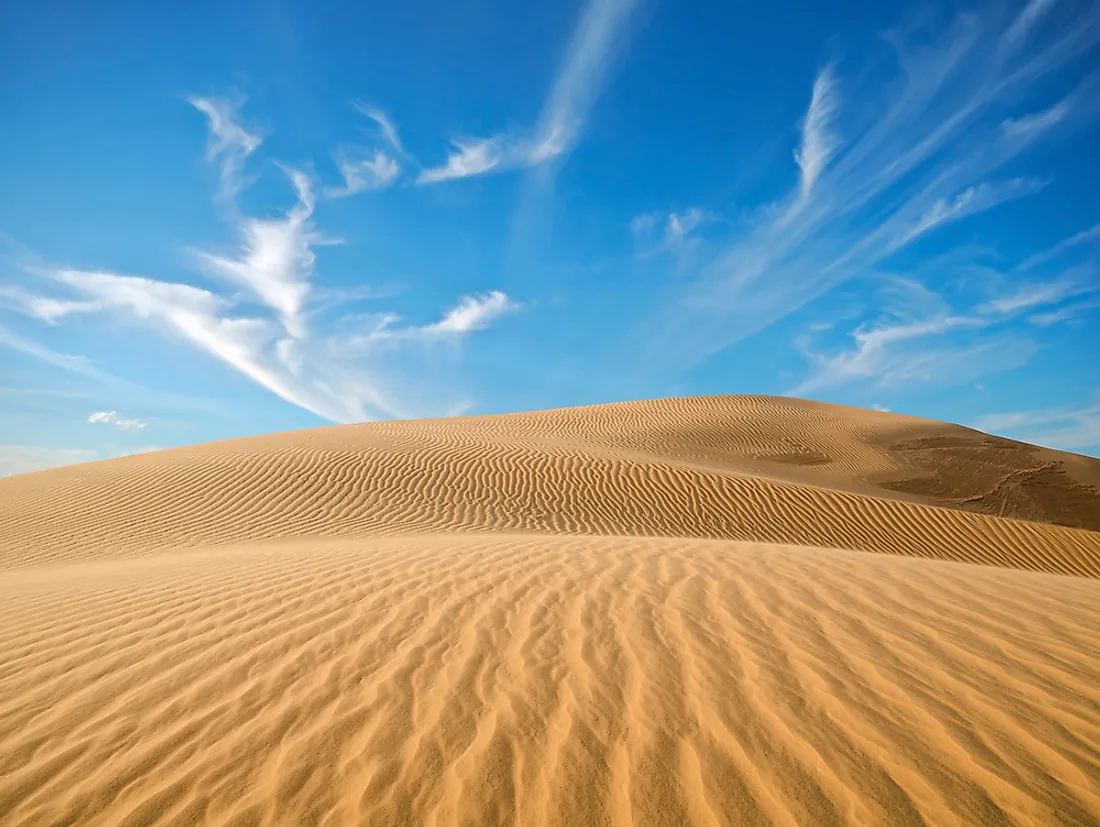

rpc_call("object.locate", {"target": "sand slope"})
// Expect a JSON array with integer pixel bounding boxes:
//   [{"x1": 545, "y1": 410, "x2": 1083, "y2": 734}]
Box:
[
  {"x1": 2, "y1": 396, "x2": 1099, "y2": 574},
  {"x1": 2, "y1": 396, "x2": 1099, "y2": 826}
]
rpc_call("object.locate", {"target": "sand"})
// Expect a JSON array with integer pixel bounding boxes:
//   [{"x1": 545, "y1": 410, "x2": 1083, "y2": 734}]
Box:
[{"x1": 1, "y1": 395, "x2": 1099, "y2": 825}]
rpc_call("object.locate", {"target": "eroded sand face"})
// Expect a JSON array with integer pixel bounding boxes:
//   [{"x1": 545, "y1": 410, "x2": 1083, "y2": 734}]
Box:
[{"x1": 2, "y1": 396, "x2": 1099, "y2": 825}]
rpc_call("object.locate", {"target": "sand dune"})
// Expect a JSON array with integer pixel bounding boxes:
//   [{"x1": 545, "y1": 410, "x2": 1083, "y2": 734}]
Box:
[
  {"x1": 2, "y1": 396, "x2": 1099, "y2": 574},
  {"x1": 2, "y1": 396, "x2": 1099, "y2": 825}
]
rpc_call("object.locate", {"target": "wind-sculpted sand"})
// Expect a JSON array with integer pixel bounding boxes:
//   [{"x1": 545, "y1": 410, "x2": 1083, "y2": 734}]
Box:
[{"x1": 2, "y1": 396, "x2": 1099, "y2": 825}]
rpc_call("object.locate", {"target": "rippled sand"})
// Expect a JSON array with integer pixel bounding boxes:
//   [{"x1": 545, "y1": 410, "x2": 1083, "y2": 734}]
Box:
[{"x1": 2, "y1": 396, "x2": 1099, "y2": 825}]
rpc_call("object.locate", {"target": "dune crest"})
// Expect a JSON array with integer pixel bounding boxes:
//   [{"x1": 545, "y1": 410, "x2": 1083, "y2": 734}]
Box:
[
  {"x1": 2, "y1": 396, "x2": 1099, "y2": 574},
  {"x1": 2, "y1": 396, "x2": 1099, "y2": 825}
]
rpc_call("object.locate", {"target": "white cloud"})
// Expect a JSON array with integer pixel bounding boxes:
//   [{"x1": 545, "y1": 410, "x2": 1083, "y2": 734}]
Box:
[
  {"x1": 446, "y1": 400, "x2": 474, "y2": 418},
  {"x1": 893, "y1": 177, "x2": 1047, "y2": 250},
  {"x1": 7, "y1": 88, "x2": 521, "y2": 426},
  {"x1": 1027, "y1": 297, "x2": 1100, "y2": 326},
  {"x1": 354, "y1": 103, "x2": 408, "y2": 157},
  {"x1": 531, "y1": 0, "x2": 639, "y2": 163},
  {"x1": 0, "y1": 286, "x2": 103, "y2": 322},
  {"x1": 664, "y1": 209, "x2": 705, "y2": 249},
  {"x1": 26, "y1": 296, "x2": 103, "y2": 322},
  {"x1": 11, "y1": 251, "x2": 511, "y2": 426},
  {"x1": 1029, "y1": 416, "x2": 1100, "y2": 453},
  {"x1": 88, "y1": 410, "x2": 148, "y2": 430},
  {"x1": 0, "y1": 323, "x2": 111, "y2": 381},
  {"x1": 418, "y1": 138, "x2": 503, "y2": 184},
  {"x1": 789, "y1": 238, "x2": 1098, "y2": 398},
  {"x1": 1018, "y1": 222, "x2": 1100, "y2": 270},
  {"x1": 39, "y1": 267, "x2": 357, "y2": 421},
  {"x1": 188, "y1": 95, "x2": 262, "y2": 198},
  {"x1": 194, "y1": 166, "x2": 320, "y2": 339},
  {"x1": 356, "y1": 291, "x2": 519, "y2": 344},
  {"x1": 649, "y1": 3, "x2": 1099, "y2": 369},
  {"x1": 422, "y1": 291, "x2": 518, "y2": 336},
  {"x1": 1003, "y1": 0, "x2": 1059, "y2": 50},
  {"x1": 794, "y1": 66, "x2": 840, "y2": 201},
  {"x1": 1001, "y1": 99, "x2": 1069, "y2": 140},
  {"x1": 979, "y1": 276, "x2": 1095, "y2": 315},
  {"x1": 791, "y1": 257, "x2": 1097, "y2": 396},
  {"x1": 972, "y1": 402, "x2": 1100, "y2": 453},
  {"x1": 971, "y1": 411, "x2": 1034, "y2": 432},
  {"x1": 326, "y1": 149, "x2": 400, "y2": 197},
  {"x1": 792, "y1": 315, "x2": 988, "y2": 395},
  {"x1": 418, "y1": 0, "x2": 639, "y2": 184},
  {"x1": 632, "y1": 208, "x2": 707, "y2": 255}
]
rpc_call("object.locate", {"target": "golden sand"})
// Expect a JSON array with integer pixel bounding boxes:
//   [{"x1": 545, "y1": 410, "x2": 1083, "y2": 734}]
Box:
[{"x1": 2, "y1": 396, "x2": 1099, "y2": 825}]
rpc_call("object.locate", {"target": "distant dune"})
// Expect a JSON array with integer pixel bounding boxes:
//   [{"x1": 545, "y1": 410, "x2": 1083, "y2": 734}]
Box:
[{"x1": 2, "y1": 396, "x2": 1099, "y2": 825}]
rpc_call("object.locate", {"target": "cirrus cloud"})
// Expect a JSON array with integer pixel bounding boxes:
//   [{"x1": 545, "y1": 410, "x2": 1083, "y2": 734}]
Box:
[{"x1": 88, "y1": 410, "x2": 148, "y2": 431}]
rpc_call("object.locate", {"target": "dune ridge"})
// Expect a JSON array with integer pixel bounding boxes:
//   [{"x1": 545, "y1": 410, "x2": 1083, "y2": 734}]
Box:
[
  {"x1": 2, "y1": 396, "x2": 1099, "y2": 574},
  {"x1": 2, "y1": 396, "x2": 1100, "y2": 826}
]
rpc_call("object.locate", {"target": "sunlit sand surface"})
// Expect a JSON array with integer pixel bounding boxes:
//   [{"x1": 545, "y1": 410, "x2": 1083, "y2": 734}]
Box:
[{"x1": 3, "y1": 396, "x2": 1099, "y2": 825}]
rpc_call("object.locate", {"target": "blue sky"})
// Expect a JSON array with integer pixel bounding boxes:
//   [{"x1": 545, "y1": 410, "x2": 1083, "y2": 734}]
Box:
[{"x1": 1, "y1": 0, "x2": 1098, "y2": 475}]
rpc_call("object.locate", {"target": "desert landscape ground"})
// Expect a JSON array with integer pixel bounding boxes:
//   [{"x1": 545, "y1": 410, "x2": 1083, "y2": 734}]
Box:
[{"x1": 2, "y1": 395, "x2": 1099, "y2": 826}]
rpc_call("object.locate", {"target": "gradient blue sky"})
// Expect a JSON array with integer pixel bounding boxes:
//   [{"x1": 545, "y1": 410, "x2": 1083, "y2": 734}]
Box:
[{"x1": 2, "y1": 0, "x2": 1098, "y2": 475}]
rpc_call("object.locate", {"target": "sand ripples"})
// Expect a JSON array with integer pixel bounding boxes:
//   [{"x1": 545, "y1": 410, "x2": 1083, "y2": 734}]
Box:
[
  {"x1": 2, "y1": 536, "x2": 1099, "y2": 826},
  {"x1": 2, "y1": 396, "x2": 1100, "y2": 825},
  {"x1": 1, "y1": 397, "x2": 1098, "y2": 575}
]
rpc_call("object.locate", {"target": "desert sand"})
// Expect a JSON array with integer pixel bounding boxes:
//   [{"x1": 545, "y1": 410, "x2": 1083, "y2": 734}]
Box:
[{"x1": 2, "y1": 395, "x2": 1099, "y2": 826}]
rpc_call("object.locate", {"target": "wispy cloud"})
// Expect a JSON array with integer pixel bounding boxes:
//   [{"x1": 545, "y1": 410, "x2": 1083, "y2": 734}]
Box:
[
  {"x1": 531, "y1": 0, "x2": 639, "y2": 163},
  {"x1": 45, "y1": 268, "x2": 321, "y2": 410},
  {"x1": 0, "y1": 286, "x2": 102, "y2": 323},
  {"x1": 632, "y1": 209, "x2": 708, "y2": 256},
  {"x1": 972, "y1": 401, "x2": 1100, "y2": 453},
  {"x1": 664, "y1": 210, "x2": 706, "y2": 249},
  {"x1": 3, "y1": 95, "x2": 520, "y2": 425},
  {"x1": 193, "y1": 166, "x2": 320, "y2": 339},
  {"x1": 1027, "y1": 296, "x2": 1100, "y2": 326},
  {"x1": 421, "y1": 291, "x2": 519, "y2": 335},
  {"x1": 1028, "y1": 417, "x2": 1100, "y2": 453},
  {"x1": 0, "y1": 324, "x2": 112, "y2": 381},
  {"x1": 326, "y1": 149, "x2": 400, "y2": 197},
  {"x1": 88, "y1": 410, "x2": 148, "y2": 430},
  {"x1": 789, "y1": 254, "x2": 1097, "y2": 397},
  {"x1": 188, "y1": 95, "x2": 262, "y2": 198},
  {"x1": 649, "y1": 2, "x2": 1100, "y2": 369},
  {"x1": 418, "y1": 0, "x2": 638, "y2": 184},
  {"x1": 892, "y1": 177, "x2": 1047, "y2": 250},
  {"x1": 1003, "y1": 0, "x2": 1059, "y2": 50},
  {"x1": 791, "y1": 315, "x2": 993, "y2": 395},
  {"x1": 794, "y1": 66, "x2": 840, "y2": 201},
  {"x1": 354, "y1": 291, "x2": 519, "y2": 344},
  {"x1": 354, "y1": 103, "x2": 408, "y2": 158},
  {"x1": 1018, "y1": 222, "x2": 1100, "y2": 270},
  {"x1": 36, "y1": 265, "x2": 394, "y2": 423},
  {"x1": 1001, "y1": 98, "x2": 1070, "y2": 139},
  {"x1": 0, "y1": 321, "x2": 241, "y2": 419},
  {"x1": 978, "y1": 274, "x2": 1095, "y2": 315},
  {"x1": 418, "y1": 138, "x2": 503, "y2": 184}
]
